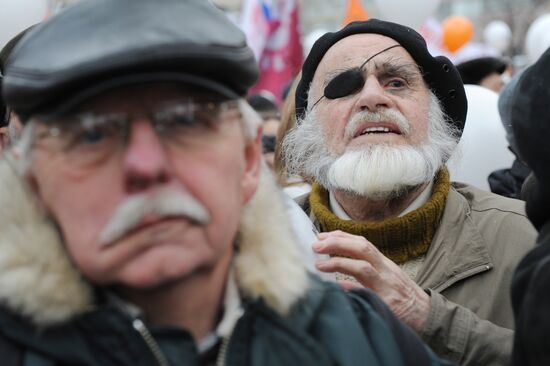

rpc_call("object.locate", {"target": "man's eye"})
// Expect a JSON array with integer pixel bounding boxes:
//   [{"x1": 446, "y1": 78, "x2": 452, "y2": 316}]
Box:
[
  {"x1": 164, "y1": 110, "x2": 217, "y2": 129},
  {"x1": 155, "y1": 108, "x2": 198, "y2": 130},
  {"x1": 69, "y1": 126, "x2": 110, "y2": 146},
  {"x1": 172, "y1": 113, "x2": 197, "y2": 126},
  {"x1": 386, "y1": 79, "x2": 406, "y2": 88},
  {"x1": 59, "y1": 113, "x2": 124, "y2": 148},
  {"x1": 62, "y1": 125, "x2": 114, "y2": 151}
]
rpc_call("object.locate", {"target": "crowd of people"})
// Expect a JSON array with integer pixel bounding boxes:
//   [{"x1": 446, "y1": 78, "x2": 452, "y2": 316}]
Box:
[{"x1": 0, "y1": 0, "x2": 548, "y2": 365}]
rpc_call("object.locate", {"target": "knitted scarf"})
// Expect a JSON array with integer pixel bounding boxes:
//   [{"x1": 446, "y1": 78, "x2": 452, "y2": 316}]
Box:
[{"x1": 310, "y1": 169, "x2": 450, "y2": 264}]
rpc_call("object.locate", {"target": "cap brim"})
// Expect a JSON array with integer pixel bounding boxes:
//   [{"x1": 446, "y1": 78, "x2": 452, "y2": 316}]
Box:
[{"x1": 37, "y1": 72, "x2": 240, "y2": 120}]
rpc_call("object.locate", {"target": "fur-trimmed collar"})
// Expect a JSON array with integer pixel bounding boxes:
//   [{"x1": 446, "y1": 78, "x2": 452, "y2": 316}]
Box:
[{"x1": 0, "y1": 158, "x2": 309, "y2": 326}]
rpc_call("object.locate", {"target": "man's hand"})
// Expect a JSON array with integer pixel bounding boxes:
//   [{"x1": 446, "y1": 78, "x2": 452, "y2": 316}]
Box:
[{"x1": 313, "y1": 230, "x2": 430, "y2": 331}]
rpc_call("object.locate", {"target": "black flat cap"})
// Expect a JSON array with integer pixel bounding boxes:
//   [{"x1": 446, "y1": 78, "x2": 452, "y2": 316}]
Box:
[
  {"x1": 296, "y1": 19, "x2": 467, "y2": 135},
  {"x1": 2, "y1": 0, "x2": 259, "y2": 120},
  {"x1": 511, "y1": 47, "x2": 550, "y2": 228}
]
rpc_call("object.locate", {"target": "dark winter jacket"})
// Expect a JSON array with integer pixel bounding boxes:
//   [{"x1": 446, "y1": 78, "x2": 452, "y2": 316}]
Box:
[
  {"x1": 0, "y1": 279, "x2": 452, "y2": 366},
  {"x1": 488, "y1": 158, "x2": 530, "y2": 199}
]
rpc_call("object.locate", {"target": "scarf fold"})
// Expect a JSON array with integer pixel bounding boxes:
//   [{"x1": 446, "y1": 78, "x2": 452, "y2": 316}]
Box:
[{"x1": 310, "y1": 169, "x2": 450, "y2": 264}]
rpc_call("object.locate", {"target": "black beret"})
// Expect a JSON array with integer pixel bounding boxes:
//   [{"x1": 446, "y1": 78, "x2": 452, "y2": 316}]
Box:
[
  {"x1": 511, "y1": 47, "x2": 550, "y2": 228},
  {"x1": 457, "y1": 57, "x2": 508, "y2": 85},
  {"x1": 295, "y1": 19, "x2": 467, "y2": 135},
  {"x1": 2, "y1": 0, "x2": 259, "y2": 120}
]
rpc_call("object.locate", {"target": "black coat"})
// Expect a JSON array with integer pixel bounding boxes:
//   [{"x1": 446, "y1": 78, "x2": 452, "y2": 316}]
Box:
[
  {"x1": 512, "y1": 221, "x2": 550, "y2": 366},
  {"x1": 488, "y1": 158, "x2": 530, "y2": 200}
]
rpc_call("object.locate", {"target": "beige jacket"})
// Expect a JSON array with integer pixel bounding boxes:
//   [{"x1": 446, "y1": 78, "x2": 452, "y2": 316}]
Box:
[{"x1": 297, "y1": 182, "x2": 537, "y2": 365}]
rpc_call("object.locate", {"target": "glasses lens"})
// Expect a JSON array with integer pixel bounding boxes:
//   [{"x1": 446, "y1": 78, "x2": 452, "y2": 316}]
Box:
[
  {"x1": 324, "y1": 68, "x2": 365, "y2": 99},
  {"x1": 44, "y1": 113, "x2": 126, "y2": 167},
  {"x1": 153, "y1": 100, "x2": 238, "y2": 144}
]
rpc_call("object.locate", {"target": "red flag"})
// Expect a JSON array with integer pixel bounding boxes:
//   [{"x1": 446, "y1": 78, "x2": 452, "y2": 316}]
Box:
[{"x1": 240, "y1": 0, "x2": 303, "y2": 104}]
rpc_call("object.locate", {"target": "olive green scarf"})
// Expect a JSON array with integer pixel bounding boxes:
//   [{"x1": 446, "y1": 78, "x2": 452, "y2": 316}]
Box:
[{"x1": 310, "y1": 169, "x2": 450, "y2": 264}]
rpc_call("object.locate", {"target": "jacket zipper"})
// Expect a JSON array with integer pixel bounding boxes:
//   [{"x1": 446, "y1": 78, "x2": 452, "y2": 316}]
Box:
[
  {"x1": 132, "y1": 318, "x2": 170, "y2": 366},
  {"x1": 215, "y1": 335, "x2": 232, "y2": 366}
]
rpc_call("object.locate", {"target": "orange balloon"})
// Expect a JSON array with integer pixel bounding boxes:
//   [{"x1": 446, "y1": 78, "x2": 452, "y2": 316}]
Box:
[
  {"x1": 343, "y1": 0, "x2": 369, "y2": 26},
  {"x1": 442, "y1": 16, "x2": 474, "y2": 52}
]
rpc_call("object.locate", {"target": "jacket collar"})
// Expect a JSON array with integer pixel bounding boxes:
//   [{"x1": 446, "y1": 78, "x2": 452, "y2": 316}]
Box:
[{"x1": 0, "y1": 158, "x2": 308, "y2": 326}]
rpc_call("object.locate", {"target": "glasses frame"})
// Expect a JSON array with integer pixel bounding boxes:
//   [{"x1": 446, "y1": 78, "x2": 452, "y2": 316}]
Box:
[{"x1": 31, "y1": 98, "x2": 242, "y2": 167}]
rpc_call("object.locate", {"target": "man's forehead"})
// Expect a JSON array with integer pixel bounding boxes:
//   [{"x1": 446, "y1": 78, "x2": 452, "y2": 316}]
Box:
[{"x1": 313, "y1": 34, "x2": 416, "y2": 80}]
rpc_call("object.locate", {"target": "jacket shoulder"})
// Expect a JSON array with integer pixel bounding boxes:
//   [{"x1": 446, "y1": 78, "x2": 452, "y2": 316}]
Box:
[
  {"x1": 452, "y1": 182, "x2": 528, "y2": 217},
  {"x1": 449, "y1": 182, "x2": 536, "y2": 277},
  {"x1": 450, "y1": 182, "x2": 536, "y2": 249}
]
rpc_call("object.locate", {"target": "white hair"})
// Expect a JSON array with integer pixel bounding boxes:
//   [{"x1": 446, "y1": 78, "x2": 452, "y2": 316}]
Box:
[
  {"x1": 281, "y1": 91, "x2": 460, "y2": 200},
  {"x1": 7, "y1": 122, "x2": 20, "y2": 144},
  {"x1": 11, "y1": 121, "x2": 35, "y2": 176}
]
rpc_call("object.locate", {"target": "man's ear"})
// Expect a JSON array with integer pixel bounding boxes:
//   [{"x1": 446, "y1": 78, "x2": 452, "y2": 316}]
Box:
[{"x1": 241, "y1": 126, "x2": 263, "y2": 204}]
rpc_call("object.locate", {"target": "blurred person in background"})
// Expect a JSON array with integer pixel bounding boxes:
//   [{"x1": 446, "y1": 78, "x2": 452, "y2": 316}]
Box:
[
  {"x1": 247, "y1": 91, "x2": 280, "y2": 170},
  {"x1": 488, "y1": 72, "x2": 531, "y2": 199},
  {"x1": 509, "y1": 46, "x2": 550, "y2": 366},
  {"x1": 274, "y1": 74, "x2": 312, "y2": 199},
  {"x1": 0, "y1": 1, "x2": 452, "y2": 365},
  {"x1": 456, "y1": 57, "x2": 511, "y2": 93},
  {"x1": 283, "y1": 19, "x2": 536, "y2": 366}
]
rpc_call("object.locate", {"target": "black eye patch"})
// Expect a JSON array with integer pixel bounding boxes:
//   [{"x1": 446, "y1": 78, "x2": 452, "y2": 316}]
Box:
[
  {"x1": 324, "y1": 68, "x2": 364, "y2": 99},
  {"x1": 310, "y1": 44, "x2": 403, "y2": 110}
]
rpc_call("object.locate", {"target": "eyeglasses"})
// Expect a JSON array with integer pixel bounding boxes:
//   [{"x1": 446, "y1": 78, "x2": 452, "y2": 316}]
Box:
[
  {"x1": 33, "y1": 99, "x2": 240, "y2": 168},
  {"x1": 311, "y1": 44, "x2": 414, "y2": 110}
]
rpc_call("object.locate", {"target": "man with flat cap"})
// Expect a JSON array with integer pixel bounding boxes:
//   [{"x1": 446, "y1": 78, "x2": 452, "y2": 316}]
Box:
[
  {"x1": 282, "y1": 19, "x2": 536, "y2": 365},
  {"x1": 0, "y1": 0, "x2": 453, "y2": 365}
]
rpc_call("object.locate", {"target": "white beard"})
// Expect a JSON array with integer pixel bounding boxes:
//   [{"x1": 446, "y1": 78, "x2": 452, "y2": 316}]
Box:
[
  {"x1": 326, "y1": 144, "x2": 441, "y2": 200},
  {"x1": 282, "y1": 92, "x2": 459, "y2": 201}
]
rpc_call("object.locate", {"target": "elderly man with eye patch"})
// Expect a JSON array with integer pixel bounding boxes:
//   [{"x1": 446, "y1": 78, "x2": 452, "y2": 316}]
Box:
[
  {"x1": 0, "y1": 1, "x2": 457, "y2": 366},
  {"x1": 283, "y1": 19, "x2": 537, "y2": 366}
]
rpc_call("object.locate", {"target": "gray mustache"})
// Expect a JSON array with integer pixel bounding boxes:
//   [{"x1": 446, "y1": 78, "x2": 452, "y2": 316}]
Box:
[{"x1": 99, "y1": 187, "x2": 210, "y2": 246}]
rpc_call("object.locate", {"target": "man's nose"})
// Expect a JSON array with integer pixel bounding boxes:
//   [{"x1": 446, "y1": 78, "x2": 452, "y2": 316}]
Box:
[
  {"x1": 354, "y1": 75, "x2": 395, "y2": 113},
  {"x1": 122, "y1": 119, "x2": 172, "y2": 193}
]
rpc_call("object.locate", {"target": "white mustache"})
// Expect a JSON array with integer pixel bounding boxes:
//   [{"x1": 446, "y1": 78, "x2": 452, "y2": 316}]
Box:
[
  {"x1": 345, "y1": 108, "x2": 411, "y2": 139},
  {"x1": 99, "y1": 187, "x2": 210, "y2": 246}
]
